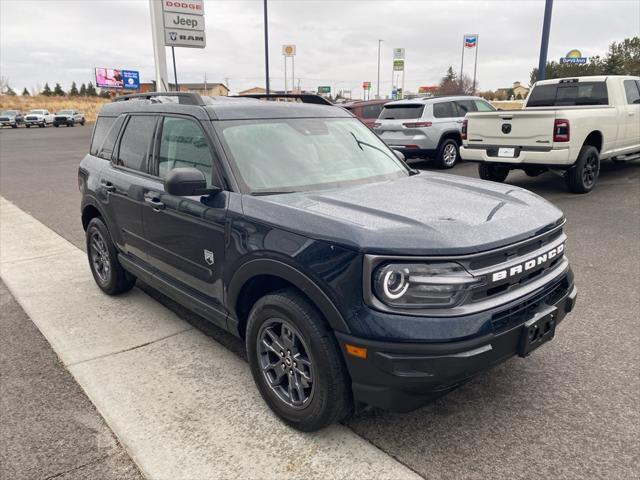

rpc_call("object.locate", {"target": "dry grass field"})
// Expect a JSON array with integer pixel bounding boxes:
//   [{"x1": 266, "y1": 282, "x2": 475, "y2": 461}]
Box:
[{"x1": 0, "y1": 96, "x2": 109, "y2": 122}]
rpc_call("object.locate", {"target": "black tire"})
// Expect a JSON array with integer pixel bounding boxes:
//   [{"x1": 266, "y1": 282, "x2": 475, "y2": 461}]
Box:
[
  {"x1": 246, "y1": 289, "x2": 352, "y2": 432},
  {"x1": 39, "y1": 122, "x2": 45, "y2": 128},
  {"x1": 68, "y1": 121, "x2": 74, "y2": 127},
  {"x1": 54, "y1": 124, "x2": 59, "y2": 127},
  {"x1": 478, "y1": 163, "x2": 509, "y2": 182},
  {"x1": 11, "y1": 124, "x2": 17, "y2": 129},
  {"x1": 565, "y1": 145, "x2": 600, "y2": 194},
  {"x1": 436, "y1": 138, "x2": 459, "y2": 169},
  {"x1": 80, "y1": 119, "x2": 85, "y2": 126},
  {"x1": 86, "y1": 217, "x2": 136, "y2": 295},
  {"x1": 25, "y1": 124, "x2": 30, "y2": 128}
]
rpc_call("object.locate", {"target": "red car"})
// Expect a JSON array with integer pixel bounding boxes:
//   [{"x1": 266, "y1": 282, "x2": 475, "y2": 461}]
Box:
[{"x1": 342, "y1": 99, "x2": 387, "y2": 128}]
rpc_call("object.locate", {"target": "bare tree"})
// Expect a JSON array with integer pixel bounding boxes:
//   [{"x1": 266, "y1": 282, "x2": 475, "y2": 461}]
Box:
[{"x1": 0, "y1": 76, "x2": 9, "y2": 94}]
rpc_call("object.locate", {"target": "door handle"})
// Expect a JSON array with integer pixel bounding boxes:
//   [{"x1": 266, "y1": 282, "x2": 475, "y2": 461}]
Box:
[
  {"x1": 144, "y1": 195, "x2": 165, "y2": 211},
  {"x1": 101, "y1": 181, "x2": 116, "y2": 193}
]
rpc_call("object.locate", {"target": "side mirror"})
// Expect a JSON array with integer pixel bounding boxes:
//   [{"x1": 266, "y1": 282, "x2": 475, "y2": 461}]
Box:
[
  {"x1": 392, "y1": 149, "x2": 406, "y2": 162},
  {"x1": 165, "y1": 167, "x2": 220, "y2": 197}
]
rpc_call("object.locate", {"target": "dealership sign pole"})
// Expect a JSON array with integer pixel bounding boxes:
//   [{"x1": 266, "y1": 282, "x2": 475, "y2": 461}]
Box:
[
  {"x1": 161, "y1": 0, "x2": 206, "y2": 91},
  {"x1": 282, "y1": 45, "x2": 296, "y2": 94},
  {"x1": 149, "y1": 0, "x2": 169, "y2": 91}
]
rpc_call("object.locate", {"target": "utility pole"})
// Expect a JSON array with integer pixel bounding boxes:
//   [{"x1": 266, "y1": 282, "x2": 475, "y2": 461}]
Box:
[
  {"x1": 377, "y1": 39, "x2": 383, "y2": 99},
  {"x1": 537, "y1": 0, "x2": 554, "y2": 81},
  {"x1": 149, "y1": 0, "x2": 169, "y2": 92},
  {"x1": 263, "y1": 0, "x2": 270, "y2": 94},
  {"x1": 225, "y1": 77, "x2": 230, "y2": 93}
]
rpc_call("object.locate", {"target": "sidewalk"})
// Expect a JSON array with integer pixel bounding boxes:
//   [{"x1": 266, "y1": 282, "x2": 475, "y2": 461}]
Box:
[{"x1": 0, "y1": 281, "x2": 142, "y2": 480}]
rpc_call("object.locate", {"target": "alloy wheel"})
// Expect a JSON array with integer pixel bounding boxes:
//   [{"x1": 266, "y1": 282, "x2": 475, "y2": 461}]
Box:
[
  {"x1": 89, "y1": 231, "x2": 111, "y2": 284},
  {"x1": 257, "y1": 319, "x2": 314, "y2": 409},
  {"x1": 443, "y1": 143, "x2": 457, "y2": 166},
  {"x1": 582, "y1": 152, "x2": 598, "y2": 187}
]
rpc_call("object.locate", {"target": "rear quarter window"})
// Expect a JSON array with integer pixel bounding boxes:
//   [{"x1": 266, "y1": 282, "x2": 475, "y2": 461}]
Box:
[
  {"x1": 380, "y1": 104, "x2": 425, "y2": 120},
  {"x1": 90, "y1": 117, "x2": 116, "y2": 156},
  {"x1": 623, "y1": 80, "x2": 640, "y2": 104},
  {"x1": 116, "y1": 115, "x2": 158, "y2": 172}
]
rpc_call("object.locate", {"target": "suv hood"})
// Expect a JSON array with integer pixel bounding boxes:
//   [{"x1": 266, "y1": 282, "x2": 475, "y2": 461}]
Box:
[{"x1": 241, "y1": 173, "x2": 564, "y2": 255}]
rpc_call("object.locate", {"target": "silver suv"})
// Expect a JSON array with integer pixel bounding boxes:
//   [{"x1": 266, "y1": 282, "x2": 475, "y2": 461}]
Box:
[{"x1": 374, "y1": 95, "x2": 495, "y2": 168}]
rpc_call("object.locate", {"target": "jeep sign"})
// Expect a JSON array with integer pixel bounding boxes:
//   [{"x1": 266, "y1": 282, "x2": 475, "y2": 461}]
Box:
[{"x1": 164, "y1": 12, "x2": 205, "y2": 31}]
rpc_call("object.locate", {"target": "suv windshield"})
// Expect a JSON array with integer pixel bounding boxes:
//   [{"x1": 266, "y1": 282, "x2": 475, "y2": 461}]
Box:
[
  {"x1": 379, "y1": 104, "x2": 425, "y2": 120},
  {"x1": 1, "y1": 110, "x2": 17, "y2": 116},
  {"x1": 28, "y1": 110, "x2": 45, "y2": 114},
  {"x1": 528, "y1": 81, "x2": 609, "y2": 107},
  {"x1": 215, "y1": 117, "x2": 409, "y2": 194},
  {"x1": 58, "y1": 110, "x2": 73, "y2": 115}
]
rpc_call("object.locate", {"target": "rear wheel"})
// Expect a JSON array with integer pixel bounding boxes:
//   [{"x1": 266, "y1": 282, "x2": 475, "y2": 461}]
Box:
[
  {"x1": 565, "y1": 145, "x2": 599, "y2": 193},
  {"x1": 246, "y1": 289, "x2": 352, "y2": 432},
  {"x1": 25, "y1": 124, "x2": 30, "y2": 128},
  {"x1": 436, "y1": 138, "x2": 459, "y2": 169},
  {"x1": 86, "y1": 217, "x2": 136, "y2": 295},
  {"x1": 478, "y1": 163, "x2": 509, "y2": 182},
  {"x1": 11, "y1": 124, "x2": 17, "y2": 129}
]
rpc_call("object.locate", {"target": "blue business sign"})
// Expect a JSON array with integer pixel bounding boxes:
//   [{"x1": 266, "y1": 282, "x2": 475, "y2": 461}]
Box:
[{"x1": 122, "y1": 70, "x2": 140, "y2": 90}]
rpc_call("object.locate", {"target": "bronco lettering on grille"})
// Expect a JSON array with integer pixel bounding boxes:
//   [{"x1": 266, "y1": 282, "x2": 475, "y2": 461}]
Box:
[{"x1": 491, "y1": 243, "x2": 564, "y2": 283}]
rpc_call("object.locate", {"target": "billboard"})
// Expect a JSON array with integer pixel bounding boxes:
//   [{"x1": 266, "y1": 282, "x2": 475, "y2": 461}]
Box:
[{"x1": 95, "y1": 68, "x2": 140, "y2": 89}]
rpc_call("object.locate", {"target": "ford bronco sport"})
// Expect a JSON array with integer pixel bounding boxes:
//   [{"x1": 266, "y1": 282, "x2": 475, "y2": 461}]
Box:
[{"x1": 80, "y1": 92, "x2": 577, "y2": 431}]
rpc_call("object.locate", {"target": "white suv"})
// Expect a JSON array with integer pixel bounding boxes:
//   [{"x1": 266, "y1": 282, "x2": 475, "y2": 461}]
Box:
[{"x1": 374, "y1": 96, "x2": 495, "y2": 168}]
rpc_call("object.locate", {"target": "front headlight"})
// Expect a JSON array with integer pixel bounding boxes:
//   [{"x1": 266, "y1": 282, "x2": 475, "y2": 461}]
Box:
[{"x1": 373, "y1": 262, "x2": 483, "y2": 308}]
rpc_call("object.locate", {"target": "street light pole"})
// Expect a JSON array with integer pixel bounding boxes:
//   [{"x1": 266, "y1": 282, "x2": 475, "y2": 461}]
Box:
[
  {"x1": 377, "y1": 39, "x2": 383, "y2": 99},
  {"x1": 263, "y1": 0, "x2": 270, "y2": 94},
  {"x1": 537, "y1": 0, "x2": 554, "y2": 81}
]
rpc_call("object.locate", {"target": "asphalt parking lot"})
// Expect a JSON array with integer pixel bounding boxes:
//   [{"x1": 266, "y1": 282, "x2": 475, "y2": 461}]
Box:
[{"x1": 1, "y1": 126, "x2": 639, "y2": 479}]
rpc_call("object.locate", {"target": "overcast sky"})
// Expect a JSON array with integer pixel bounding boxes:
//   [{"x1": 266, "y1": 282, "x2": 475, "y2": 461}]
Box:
[{"x1": 1, "y1": 0, "x2": 639, "y2": 96}]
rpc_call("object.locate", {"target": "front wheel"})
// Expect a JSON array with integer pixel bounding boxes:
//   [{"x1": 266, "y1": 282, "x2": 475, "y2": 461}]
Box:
[
  {"x1": 478, "y1": 163, "x2": 509, "y2": 182},
  {"x1": 246, "y1": 289, "x2": 352, "y2": 432},
  {"x1": 565, "y1": 145, "x2": 600, "y2": 193},
  {"x1": 86, "y1": 217, "x2": 136, "y2": 295},
  {"x1": 25, "y1": 124, "x2": 31, "y2": 128},
  {"x1": 11, "y1": 124, "x2": 17, "y2": 129},
  {"x1": 80, "y1": 119, "x2": 85, "y2": 126},
  {"x1": 436, "y1": 138, "x2": 459, "y2": 169}
]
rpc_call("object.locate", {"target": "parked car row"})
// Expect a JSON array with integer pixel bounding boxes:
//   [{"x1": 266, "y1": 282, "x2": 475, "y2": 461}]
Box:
[
  {"x1": 345, "y1": 75, "x2": 640, "y2": 193},
  {"x1": 0, "y1": 109, "x2": 85, "y2": 128}
]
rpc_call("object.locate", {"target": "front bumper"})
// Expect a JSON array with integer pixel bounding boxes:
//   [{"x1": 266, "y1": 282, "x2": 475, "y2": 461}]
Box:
[
  {"x1": 335, "y1": 278, "x2": 577, "y2": 412},
  {"x1": 460, "y1": 145, "x2": 575, "y2": 166}
]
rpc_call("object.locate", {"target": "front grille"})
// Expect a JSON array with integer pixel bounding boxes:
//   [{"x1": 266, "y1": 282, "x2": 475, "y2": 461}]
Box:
[
  {"x1": 0, "y1": 117, "x2": 10, "y2": 122},
  {"x1": 26, "y1": 116, "x2": 38, "y2": 121},
  {"x1": 55, "y1": 116, "x2": 67, "y2": 122},
  {"x1": 490, "y1": 275, "x2": 569, "y2": 333}
]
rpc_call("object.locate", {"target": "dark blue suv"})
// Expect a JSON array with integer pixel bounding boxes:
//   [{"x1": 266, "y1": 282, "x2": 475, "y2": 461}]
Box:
[{"x1": 79, "y1": 92, "x2": 577, "y2": 431}]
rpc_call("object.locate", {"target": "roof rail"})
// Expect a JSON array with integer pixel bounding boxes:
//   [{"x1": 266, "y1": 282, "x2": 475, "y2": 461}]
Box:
[
  {"x1": 236, "y1": 93, "x2": 333, "y2": 106},
  {"x1": 113, "y1": 91, "x2": 205, "y2": 106}
]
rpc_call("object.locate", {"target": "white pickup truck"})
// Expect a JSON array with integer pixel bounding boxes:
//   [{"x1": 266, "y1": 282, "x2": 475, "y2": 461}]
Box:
[
  {"x1": 460, "y1": 75, "x2": 640, "y2": 193},
  {"x1": 24, "y1": 109, "x2": 55, "y2": 128}
]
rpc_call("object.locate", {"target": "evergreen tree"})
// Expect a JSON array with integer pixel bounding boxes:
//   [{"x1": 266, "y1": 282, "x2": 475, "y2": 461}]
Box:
[
  {"x1": 99, "y1": 89, "x2": 111, "y2": 99},
  {"x1": 69, "y1": 81, "x2": 79, "y2": 96},
  {"x1": 53, "y1": 83, "x2": 65, "y2": 96},
  {"x1": 86, "y1": 81, "x2": 97, "y2": 96},
  {"x1": 79, "y1": 83, "x2": 87, "y2": 96},
  {"x1": 41, "y1": 83, "x2": 52, "y2": 96},
  {"x1": 22, "y1": 87, "x2": 30, "y2": 96}
]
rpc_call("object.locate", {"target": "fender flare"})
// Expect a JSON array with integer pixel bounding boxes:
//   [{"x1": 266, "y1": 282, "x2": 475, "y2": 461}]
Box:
[{"x1": 227, "y1": 258, "x2": 351, "y2": 334}]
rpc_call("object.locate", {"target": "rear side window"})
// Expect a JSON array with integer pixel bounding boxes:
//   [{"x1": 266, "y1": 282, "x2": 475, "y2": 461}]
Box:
[
  {"x1": 528, "y1": 81, "x2": 609, "y2": 106},
  {"x1": 379, "y1": 104, "x2": 425, "y2": 120},
  {"x1": 455, "y1": 100, "x2": 477, "y2": 116},
  {"x1": 361, "y1": 103, "x2": 384, "y2": 118},
  {"x1": 157, "y1": 117, "x2": 214, "y2": 184},
  {"x1": 623, "y1": 80, "x2": 640, "y2": 104},
  {"x1": 90, "y1": 117, "x2": 115, "y2": 156},
  {"x1": 116, "y1": 115, "x2": 157, "y2": 172},
  {"x1": 433, "y1": 102, "x2": 456, "y2": 118}
]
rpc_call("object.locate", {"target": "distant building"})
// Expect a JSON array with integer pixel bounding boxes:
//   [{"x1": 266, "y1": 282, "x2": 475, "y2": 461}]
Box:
[
  {"x1": 238, "y1": 87, "x2": 267, "y2": 96},
  {"x1": 138, "y1": 82, "x2": 229, "y2": 96},
  {"x1": 496, "y1": 81, "x2": 530, "y2": 100}
]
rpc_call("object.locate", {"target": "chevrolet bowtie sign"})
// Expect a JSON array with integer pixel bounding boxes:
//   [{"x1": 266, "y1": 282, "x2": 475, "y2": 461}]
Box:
[{"x1": 163, "y1": 0, "x2": 206, "y2": 48}]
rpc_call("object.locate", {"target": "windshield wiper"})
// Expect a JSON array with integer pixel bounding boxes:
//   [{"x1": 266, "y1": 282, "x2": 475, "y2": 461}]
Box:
[{"x1": 349, "y1": 132, "x2": 393, "y2": 157}]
